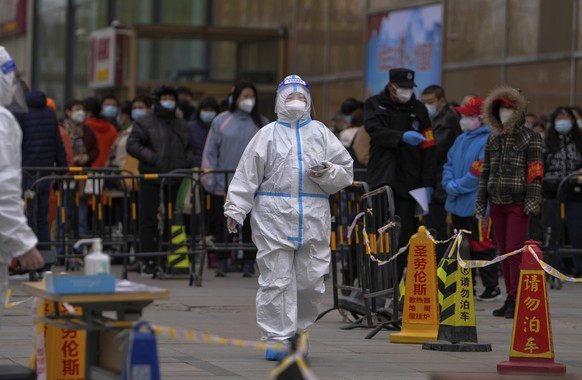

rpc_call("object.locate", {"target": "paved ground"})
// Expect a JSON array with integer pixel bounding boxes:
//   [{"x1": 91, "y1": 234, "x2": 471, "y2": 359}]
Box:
[{"x1": 2, "y1": 264, "x2": 582, "y2": 380}]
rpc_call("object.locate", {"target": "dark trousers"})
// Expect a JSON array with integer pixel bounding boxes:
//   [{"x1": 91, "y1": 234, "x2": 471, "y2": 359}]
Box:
[
  {"x1": 424, "y1": 201, "x2": 449, "y2": 261},
  {"x1": 138, "y1": 180, "x2": 178, "y2": 265},
  {"x1": 489, "y1": 204, "x2": 530, "y2": 300},
  {"x1": 451, "y1": 214, "x2": 499, "y2": 289},
  {"x1": 208, "y1": 194, "x2": 256, "y2": 273},
  {"x1": 22, "y1": 177, "x2": 51, "y2": 245}
]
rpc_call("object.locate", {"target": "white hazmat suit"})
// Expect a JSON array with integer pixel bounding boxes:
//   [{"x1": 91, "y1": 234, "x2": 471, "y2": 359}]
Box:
[
  {"x1": 0, "y1": 47, "x2": 39, "y2": 321},
  {"x1": 224, "y1": 75, "x2": 353, "y2": 342}
]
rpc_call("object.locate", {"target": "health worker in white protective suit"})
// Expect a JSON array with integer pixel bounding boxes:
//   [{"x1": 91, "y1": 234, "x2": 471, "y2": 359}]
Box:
[
  {"x1": 224, "y1": 75, "x2": 353, "y2": 361},
  {"x1": 0, "y1": 46, "x2": 44, "y2": 323}
]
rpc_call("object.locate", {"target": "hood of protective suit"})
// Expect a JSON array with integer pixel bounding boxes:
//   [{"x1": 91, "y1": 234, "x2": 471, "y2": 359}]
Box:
[
  {"x1": 482, "y1": 85, "x2": 527, "y2": 135},
  {"x1": 0, "y1": 46, "x2": 27, "y2": 112},
  {"x1": 275, "y1": 75, "x2": 312, "y2": 123}
]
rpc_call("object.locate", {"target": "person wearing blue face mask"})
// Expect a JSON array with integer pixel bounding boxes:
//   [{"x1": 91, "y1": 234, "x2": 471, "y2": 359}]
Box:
[
  {"x1": 542, "y1": 106, "x2": 582, "y2": 260},
  {"x1": 420, "y1": 85, "x2": 461, "y2": 260},
  {"x1": 101, "y1": 95, "x2": 120, "y2": 129},
  {"x1": 188, "y1": 96, "x2": 219, "y2": 168},
  {"x1": 127, "y1": 86, "x2": 194, "y2": 276},
  {"x1": 201, "y1": 80, "x2": 269, "y2": 278}
]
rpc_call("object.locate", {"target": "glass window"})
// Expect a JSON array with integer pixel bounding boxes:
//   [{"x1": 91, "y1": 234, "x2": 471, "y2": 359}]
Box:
[
  {"x1": 116, "y1": 0, "x2": 152, "y2": 24},
  {"x1": 506, "y1": 61, "x2": 571, "y2": 116},
  {"x1": 508, "y1": 0, "x2": 573, "y2": 56},
  {"x1": 508, "y1": 0, "x2": 541, "y2": 56},
  {"x1": 313, "y1": 79, "x2": 363, "y2": 125},
  {"x1": 72, "y1": 1, "x2": 102, "y2": 100},
  {"x1": 536, "y1": 0, "x2": 573, "y2": 54},
  {"x1": 444, "y1": 0, "x2": 505, "y2": 63},
  {"x1": 329, "y1": 0, "x2": 365, "y2": 74},
  {"x1": 36, "y1": 3, "x2": 67, "y2": 107},
  {"x1": 442, "y1": 67, "x2": 502, "y2": 104},
  {"x1": 38, "y1": 0, "x2": 66, "y2": 13},
  {"x1": 161, "y1": 0, "x2": 205, "y2": 26},
  {"x1": 578, "y1": 0, "x2": 582, "y2": 51}
]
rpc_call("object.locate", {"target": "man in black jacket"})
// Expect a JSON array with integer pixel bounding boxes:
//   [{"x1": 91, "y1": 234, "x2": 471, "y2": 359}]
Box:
[
  {"x1": 420, "y1": 85, "x2": 461, "y2": 260},
  {"x1": 127, "y1": 86, "x2": 194, "y2": 275},
  {"x1": 364, "y1": 68, "x2": 437, "y2": 278}
]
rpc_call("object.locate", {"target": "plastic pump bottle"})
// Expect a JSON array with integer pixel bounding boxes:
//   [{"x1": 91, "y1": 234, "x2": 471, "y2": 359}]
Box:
[{"x1": 74, "y1": 238, "x2": 111, "y2": 275}]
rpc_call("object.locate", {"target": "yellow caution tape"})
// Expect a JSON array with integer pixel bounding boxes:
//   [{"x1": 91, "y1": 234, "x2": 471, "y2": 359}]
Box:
[
  {"x1": 527, "y1": 245, "x2": 582, "y2": 283},
  {"x1": 152, "y1": 325, "x2": 287, "y2": 352},
  {"x1": 4, "y1": 289, "x2": 33, "y2": 309}
]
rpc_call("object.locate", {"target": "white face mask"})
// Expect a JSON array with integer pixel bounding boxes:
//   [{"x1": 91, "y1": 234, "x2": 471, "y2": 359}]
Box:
[
  {"x1": 460, "y1": 116, "x2": 480, "y2": 131},
  {"x1": 395, "y1": 88, "x2": 413, "y2": 103},
  {"x1": 238, "y1": 98, "x2": 255, "y2": 113},
  {"x1": 425, "y1": 104, "x2": 437, "y2": 119},
  {"x1": 71, "y1": 110, "x2": 86, "y2": 124},
  {"x1": 499, "y1": 108, "x2": 514, "y2": 124},
  {"x1": 284, "y1": 99, "x2": 307, "y2": 120}
]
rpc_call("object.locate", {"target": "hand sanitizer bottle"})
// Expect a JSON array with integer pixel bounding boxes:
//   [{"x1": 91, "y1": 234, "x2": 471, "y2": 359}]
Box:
[{"x1": 81, "y1": 238, "x2": 110, "y2": 275}]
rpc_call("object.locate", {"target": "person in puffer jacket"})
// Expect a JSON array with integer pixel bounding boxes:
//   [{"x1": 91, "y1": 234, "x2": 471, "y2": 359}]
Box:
[
  {"x1": 442, "y1": 96, "x2": 501, "y2": 303},
  {"x1": 126, "y1": 86, "x2": 194, "y2": 275},
  {"x1": 14, "y1": 90, "x2": 67, "y2": 245},
  {"x1": 475, "y1": 86, "x2": 543, "y2": 319}
]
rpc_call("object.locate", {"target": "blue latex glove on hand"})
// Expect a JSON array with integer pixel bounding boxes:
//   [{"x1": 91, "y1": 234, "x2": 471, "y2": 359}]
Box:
[
  {"x1": 402, "y1": 131, "x2": 426, "y2": 146},
  {"x1": 425, "y1": 187, "x2": 434, "y2": 203}
]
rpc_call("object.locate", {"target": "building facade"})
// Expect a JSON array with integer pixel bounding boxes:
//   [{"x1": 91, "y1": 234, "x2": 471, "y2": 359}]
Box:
[{"x1": 1, "y1": 0, "x2": 581, "y2": 121}]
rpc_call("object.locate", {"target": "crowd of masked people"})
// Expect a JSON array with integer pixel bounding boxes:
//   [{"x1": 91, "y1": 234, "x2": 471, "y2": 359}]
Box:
[
  {"x1": 14, "y1": 68, "x2": 582, "y2": 316},
  {"x1": 16, "y1": 80, "x2": 270, "y2": 278},
  {"x1": 332, "y1": 67, "x2": 582, "y2": 319}
]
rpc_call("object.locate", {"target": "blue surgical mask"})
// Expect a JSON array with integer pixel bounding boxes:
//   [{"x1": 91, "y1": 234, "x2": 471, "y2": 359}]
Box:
[
  {"x1": 425, "y1": 104, "x2": 437, "y2": 119},
  {"x1": 200, "y1": 110, "x2": 217, "y2": 123},
  {"x1": 132, "y1": 109, "x2": 146, "y2": 120},
  {"x1": 343, "y1": 114, "x2": 352, "y2": 124},
  {"x1": 554, "y1": 119, "x2": 573, "y2": 135},
  {"x1": 160, "y1": 100, "x2": 176, "y2": 110},
  {"x1": 102, "y1": 105, "x2": 118, "y2": 119}
]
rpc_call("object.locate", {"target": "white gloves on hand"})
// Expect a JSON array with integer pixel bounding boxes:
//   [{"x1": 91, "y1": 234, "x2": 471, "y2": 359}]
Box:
[
  {"x1": 227, "y1": 217, "x2": 238, "y2": 234},
  {"x1": 308, "y1": 161, "x2": 332, "y2": 178}
]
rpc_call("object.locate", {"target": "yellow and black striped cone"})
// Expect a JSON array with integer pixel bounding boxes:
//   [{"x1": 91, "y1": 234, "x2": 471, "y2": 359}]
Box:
[
  {"x1": 168, "y1": 210, "x2": 190, "y2": 274},
  {"x1": 423, "y1": 236, "x2": 491, "y2": 352}
]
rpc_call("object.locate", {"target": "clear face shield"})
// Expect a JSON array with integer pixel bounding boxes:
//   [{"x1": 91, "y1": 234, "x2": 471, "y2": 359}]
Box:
[{"x1": 0, "y1": 46, "x2": 28, "y2": 113}]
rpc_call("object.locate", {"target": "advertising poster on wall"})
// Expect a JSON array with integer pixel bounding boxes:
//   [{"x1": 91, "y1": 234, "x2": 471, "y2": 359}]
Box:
[{"x1": 365, "y1": 4, "x2": 443, "y2": 97}]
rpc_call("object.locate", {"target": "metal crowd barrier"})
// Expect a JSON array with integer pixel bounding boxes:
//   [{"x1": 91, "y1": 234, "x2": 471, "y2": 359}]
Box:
[
  {"x1": 21, "y1": 167, "x2": 258, "y2": 287},
  {"x1": 317, "y1": 182, "x2": 401, "y2": 338}
]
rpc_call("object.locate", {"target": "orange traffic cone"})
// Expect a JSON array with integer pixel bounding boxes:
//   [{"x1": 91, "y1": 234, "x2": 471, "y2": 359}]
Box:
[
  {"x1": 497, "y1": 241, "x2": 566, "y2": 374},
  {"x1": 390, "y1": 226, "x2": 439, "y2": 343}
]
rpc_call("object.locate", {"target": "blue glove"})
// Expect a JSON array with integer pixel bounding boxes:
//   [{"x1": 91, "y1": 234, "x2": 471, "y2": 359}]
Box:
[
  {"x1": 402, "y1": 131, "x2": 426, "y2": 146},
  {"x1": 425, "y1": 187, "x2": 434, "y2": 203}
]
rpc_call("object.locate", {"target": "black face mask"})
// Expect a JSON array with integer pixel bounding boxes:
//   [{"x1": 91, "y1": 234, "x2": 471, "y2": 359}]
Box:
[{"x1": 178, "y1": 100, "x2": 193, "y2": 111}]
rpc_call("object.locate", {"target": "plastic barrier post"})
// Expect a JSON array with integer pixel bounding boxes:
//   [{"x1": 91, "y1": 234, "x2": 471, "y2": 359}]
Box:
[
  {"x1": 390, "y1": 226, "x2": 439, "y2": 343},
  {"x1": 497, "y1": 241, "x2": 566, "y2": 374},
  {"x1": 167, "y1": 210, "x2": 190, "y2": 273},
  {"x1": 423, "y1": 237, "x2": 492, "y2": 352},
  {"x1": 123, "y1": 321, "x2": 161, "y2": 380},
  {"x1": 270, "y1": 332, "x2": 316, "y2": 380}
]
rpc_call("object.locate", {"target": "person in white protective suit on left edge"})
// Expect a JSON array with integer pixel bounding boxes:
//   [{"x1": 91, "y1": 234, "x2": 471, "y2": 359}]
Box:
[
  {"x1": 224, "y1": 74, "x2": 353, "y2": 361},
  {"x1": 0, "y1": 46, "x2": 44, "y2": 323}
]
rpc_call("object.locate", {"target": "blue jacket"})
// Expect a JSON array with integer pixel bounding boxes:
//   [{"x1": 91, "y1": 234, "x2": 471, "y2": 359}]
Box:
[
  {"x1": 442, "y1": 125, "x2": 490, "y2": 217},
  {"x1": 15, "y1": 91, "x2": 67, "y2": 169},
  {"x1": 201, "y1": 110, "x2": 269, "y2": 195}
]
